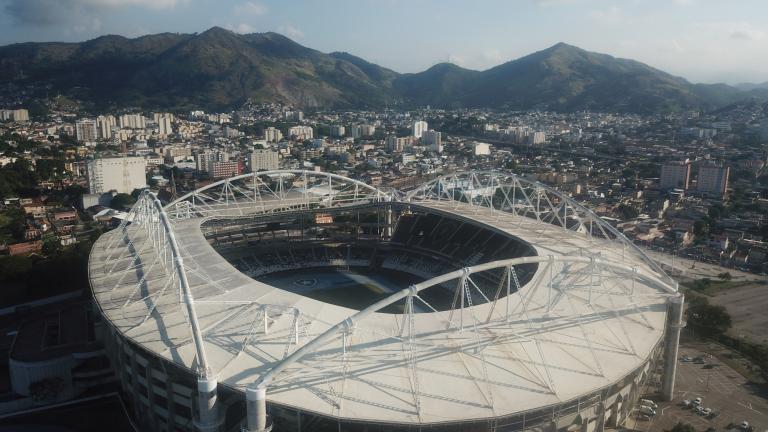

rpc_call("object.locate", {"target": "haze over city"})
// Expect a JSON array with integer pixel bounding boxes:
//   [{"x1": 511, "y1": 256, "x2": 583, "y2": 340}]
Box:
[
  {"x1": 0, "y1": 1, "x2": 767, "y2": 432},
  {"x1": 1, "y1": 0, "x2": 767, "y2": 84}
]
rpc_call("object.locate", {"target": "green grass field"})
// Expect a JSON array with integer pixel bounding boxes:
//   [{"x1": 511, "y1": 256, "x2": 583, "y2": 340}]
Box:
[
  {"x1": 681, "y1": 278, "x2": 754, "y2": 296},
  {"x1": 257, "y1": 267, "x2": 422, "y2": 312}
]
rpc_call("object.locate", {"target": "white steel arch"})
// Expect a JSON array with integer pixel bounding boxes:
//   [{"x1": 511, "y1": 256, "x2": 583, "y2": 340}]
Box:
[
  {"x1": 241, "y1": 171, "x2": 679, "y2": 431},
  {"x1": 165, "y1": 170, "x2": 390, "y2": 219},
  {"x1": 244, "y1": 252, "x2": 675, "y2": 431},
  {"x1": 405, "y1": 171, "x2": 677, "y2": 290},
  {"x1": 89, "y1": 170, "x2": 679, "y2": 432},
  {"x1": 97, "y1": 190, "x2": 222, "y2": 431}
]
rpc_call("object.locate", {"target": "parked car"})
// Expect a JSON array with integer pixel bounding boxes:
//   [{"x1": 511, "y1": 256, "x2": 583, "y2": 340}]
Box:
[
  {"x1": 682, "y1": 355, "x2": 692, "y2": 362},
  {"x1": 700, "y1": 407, "x2": 712, "y2": 416},
  {"x1": 639, "y1": 405, "x2": 656, "y2": 417},
  {"x1": 681, "y1": 400, "x2": 692, "y2": 408},
  {"x1": 693, "y1": 397, "x2": 703, "y2": 406},
  {"x1": 640, "y1": 399, "x2": 658, "y2": 410}
]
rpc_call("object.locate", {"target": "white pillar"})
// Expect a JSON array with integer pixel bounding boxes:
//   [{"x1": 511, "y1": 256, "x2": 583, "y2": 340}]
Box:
[
  {"x1": 246, "y1": 385, "x2": 269, "y2": 432},
  {"x1": 196, "y1": 377, "x2": 221, "y2": 432},
  {"x1": 662, "y1": 294, "x2": 685, "y2": 401}
]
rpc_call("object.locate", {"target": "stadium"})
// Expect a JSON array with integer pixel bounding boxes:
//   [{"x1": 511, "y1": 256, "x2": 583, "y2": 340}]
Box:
[{"x1": 88, "y1": 170, "x2": 684, "y2": 432}]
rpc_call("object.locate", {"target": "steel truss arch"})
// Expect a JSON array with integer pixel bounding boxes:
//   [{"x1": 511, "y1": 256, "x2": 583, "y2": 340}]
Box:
[
  {"x1": 254, "y1": 253, "x2": 674, "y2": 386},
  {"x1": 89, "y1": 170, "x2": 679, "y2": 432},
  {"x1": 244, "y1": 251, "x2": 675, "y2": 430},
  {"x1": 165, "y1": 170, "x2": 391, "y2": 220},
  {"x1": 112, "y1": 190, "x2": 214, "y2": 378},
  {"x1": 405, "y1": 170, "x2": 677, "y2": 290}
]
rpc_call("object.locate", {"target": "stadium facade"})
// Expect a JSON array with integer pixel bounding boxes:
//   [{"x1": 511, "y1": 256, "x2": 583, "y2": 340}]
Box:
[{"x1": 88, "y1": 171, "x2": 684, "y2": 432}]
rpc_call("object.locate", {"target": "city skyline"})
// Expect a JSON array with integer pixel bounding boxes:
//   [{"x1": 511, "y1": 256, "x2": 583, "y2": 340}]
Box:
[{"x1": 0, "y1": 0, "x2": 767, "y2": 85}]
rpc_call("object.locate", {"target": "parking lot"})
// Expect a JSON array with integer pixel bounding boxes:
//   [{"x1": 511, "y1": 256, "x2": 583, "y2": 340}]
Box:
[{"x1": 631, "y1": 346, "x2": 768, "y2": 432}]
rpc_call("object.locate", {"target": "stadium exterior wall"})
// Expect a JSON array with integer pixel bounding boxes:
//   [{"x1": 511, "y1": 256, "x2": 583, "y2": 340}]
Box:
[{"x1": 99, "y1": 310, "x2": 667, "y2": 432}]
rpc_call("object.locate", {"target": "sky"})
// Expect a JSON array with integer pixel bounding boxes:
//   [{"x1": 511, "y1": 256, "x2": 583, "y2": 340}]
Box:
[{"x1": 0, "y1": 0, "x2": 766, "y2": 84}]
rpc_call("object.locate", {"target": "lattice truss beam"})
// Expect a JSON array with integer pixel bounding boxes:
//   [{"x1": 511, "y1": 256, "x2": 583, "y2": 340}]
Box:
[
  {"x1": 406, "y1": 171, "x2": 677, "y2": 289},
  {"x1": 165, "y1": 170, "x2": 390, "y2": 220},
  {"x1": 89, "y1": 171, "x2": 676, "y2": 424},
  {"x1": 247, "y1": 258, "x2": 672, "y2": 420}
]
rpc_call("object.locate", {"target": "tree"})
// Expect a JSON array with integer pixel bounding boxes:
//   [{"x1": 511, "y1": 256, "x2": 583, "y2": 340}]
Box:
[
  {"x1": 110, "y1": 193, "x2": 136, "y2": 210},
  {"x1": 35, "y1": 159, "x2": 65, "y2": 181},
  {"x1": 686, "y1": 295, "x2": 732, "y2": 338},
  {"x1": 707, "y1": 205, "x2": 723, "y2": 221},
  {"x1": 693, "y1": 220, "x2": 709, "y2": 237},
  {"x1": 668, "y1": 422, "x2": 695, "y2": 432},
  {"x1": 616, "y1": 203, "x2": 639, "y2": 220},
  {"x1": 42, "y1": 236, "x2": 61, "y2": 256},
  {"x1": 717, "y1": 272, "x2": 732, "y2": 281}
]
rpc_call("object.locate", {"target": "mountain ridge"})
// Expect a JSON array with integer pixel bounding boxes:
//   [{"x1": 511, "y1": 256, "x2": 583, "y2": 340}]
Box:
[{"x1": 0, "y1": 27, "x2": 760, "y2": 112}]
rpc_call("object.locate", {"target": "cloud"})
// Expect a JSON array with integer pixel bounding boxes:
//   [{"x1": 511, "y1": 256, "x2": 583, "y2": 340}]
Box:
[
  {"x1": 234, "y1": 1, "x2": 267, "y2": 16},
  {"x1": 532, "y1": 0, "x2": 578, "y2": 6},
  {"x1": 72, "y1": 16, "x2": 102, "y2": 33},
  {"x1": 590, "y1": 6, "x2": 622, "y2": 24},
  {"x1": 81, "y1": 0, "x2": 182, "y2": 9},
  {"x1": 3, "y1": 0, "x2": 183, "y2": 27},
  {"x1": 729, "y1": 24, "x2": 765, "y2": 41},
  {"x1": 226, "y1": 22, "x2": 255, "y2": 34},
  {"x1": 277, "y1": 24, "x2": 304, "y2": 40},
  {"x1": 481, "y1": 49, "x2": 503, "y2": 65},
  {"x1": 447, "y1": 54, "x2": 466, "y2": 67},
  {"x1": 443, "y1": 49, "x2": 507, "y2": 70}
]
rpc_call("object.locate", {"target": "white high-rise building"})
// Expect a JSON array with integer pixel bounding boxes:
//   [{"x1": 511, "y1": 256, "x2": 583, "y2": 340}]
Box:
[
  {"x1": 385, "y1": 136, "x2": 412, "y2": 152},
  {"x1": 385, "y1": 135, "x2": 402, "y2": 152},
  {"x1": 10, "y1": 109, "x2": 29, "y2": 122},
  {"x1": 250, "y1": 149, "x2": 279, "y2": 172},
  {"x1": 361, "y1": 124, "x2": 376, "y2": 137},
  {"x1": 422, "y1": 130, "x2": 442, "y2": 153},
  {"x1": 330, "y1": 125, "x2": 346, "y2": 137},
  {"x1": 697, "y1": 164, "x2": 730, "y2": 198},
  {"x1": 76, "y1": 119, "x2": 98, "y2": 143},
  {"x1": 96, "y1": 115, "x2": 116, "y2": 140},
  {"x1": 157, "y1": 115, "x2": 173, "y2": 137},
  {"x1": 349, "y1": 125, "x2": 363, "y2": 139},
  {"x1": 196, "y1": 150, "x2": 230, "y2": 172},
  {"x1": 284, "y1": 111, "x2": 304, "y2": 122},
  {"x1": 87, "y1": 157, "x2": 147, "y2": 194},
  {"x1": 531, "y1": 131, "x2": 546, "y2": 145},
  {"x1": 288, "y1": 126, "x2": 313, "y2": 141},
  {"x1": 119, "y1": 114, "x2": 146, "y2": 129},
  {"x1": 264, "y1": 127, "x2": 283, "y2": 143},
  {"x1": 660, "y1": 160, "x2": 691, "y2": 190},
  {"x1": 412, "y1": 121, "x2": 428, "y2": 138},
  {"x1": 153, "y1": 112, "x2": 174, "y2": 123}
]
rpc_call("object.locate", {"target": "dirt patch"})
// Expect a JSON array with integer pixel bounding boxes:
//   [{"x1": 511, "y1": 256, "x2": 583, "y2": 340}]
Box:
[{"x1": 709, "y1": 283, "x2": 768, "y2": 346}]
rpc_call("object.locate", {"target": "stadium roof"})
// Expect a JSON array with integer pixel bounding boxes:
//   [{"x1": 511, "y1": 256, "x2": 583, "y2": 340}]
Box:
[{"x1": 89, "y1": 171, "x2": 676, "y2": 425}]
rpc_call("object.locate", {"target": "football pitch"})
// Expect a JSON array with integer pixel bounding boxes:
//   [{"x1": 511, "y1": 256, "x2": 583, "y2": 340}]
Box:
[{"x1": 257, "y1": 267, "x2": 423, "y2": 312}]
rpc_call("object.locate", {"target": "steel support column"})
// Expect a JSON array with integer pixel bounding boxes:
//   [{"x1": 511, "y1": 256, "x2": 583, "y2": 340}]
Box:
[{"x1": 662, "y1": 294, "x2": 685, "y2": 401}]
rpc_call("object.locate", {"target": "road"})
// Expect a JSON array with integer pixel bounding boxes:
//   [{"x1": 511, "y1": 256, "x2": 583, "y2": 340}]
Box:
[{"x1": 641, "y1": 249, "x2": 764, "y2": 282}]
